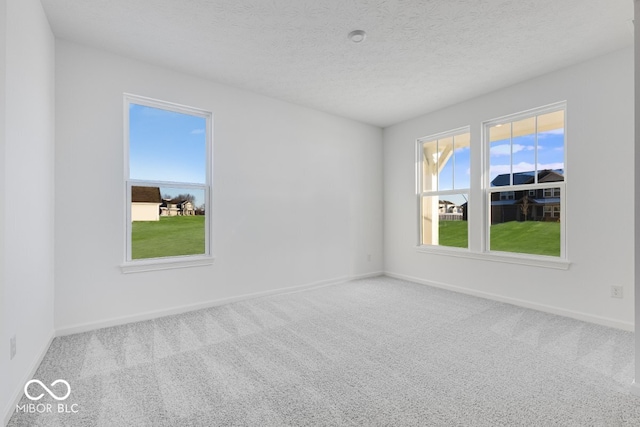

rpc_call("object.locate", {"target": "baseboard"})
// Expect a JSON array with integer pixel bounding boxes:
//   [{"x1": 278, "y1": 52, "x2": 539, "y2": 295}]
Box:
[
  {"x1": 384, "y1": 272, "x2": 634, "y2": 332},
  {"x1": 350, "y1": 271, "x2": 384, "y2": 280},
  {"x1": 3, "y1": 331, "x2": 55, "y2": 427},
  {"x1": 56, "y1": 274, "x2": 377, "y2": 336},
  {"x1": 630, "y1": 381, "x2": 640, "y2": 398}
]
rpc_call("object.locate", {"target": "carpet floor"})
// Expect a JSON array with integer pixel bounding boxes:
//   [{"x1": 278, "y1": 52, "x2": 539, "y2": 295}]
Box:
[{"x1": 8, "y1": 276, "x2": 640, "y2": 426}]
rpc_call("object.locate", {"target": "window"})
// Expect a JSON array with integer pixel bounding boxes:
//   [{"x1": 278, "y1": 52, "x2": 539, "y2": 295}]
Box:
[
  {"x1": 543, "y1": 205, "x2": 560, "y2": 218},
  {"x1": 486, "y1": 103, "x2": 565, "y2": 258},
  {"x1": 124, "y1": 94, "x2": 212, "y2": 268},
  {"x1": 416, "y1": 103, "x2": 567, "y2": 267},
  {"x1": 543, "y1": 188, "x2": 561, "y2": 198},
  {"x1": 417, "y1": 128, "x2": 470, "y2": 249}
]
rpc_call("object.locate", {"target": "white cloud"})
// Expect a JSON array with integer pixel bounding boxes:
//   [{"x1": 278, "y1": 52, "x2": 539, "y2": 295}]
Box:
[
  {"x1": 536, "y1": 162, "x2": 564, "y2": 171},
  {"x1": 190, "y1": 129, "x2": 205, "y2": 135},
  {"x1": 489, "y1": 164, "x2": 512, "y2": 177},
  {"x1": 490, "y1": 144, "x2": 534, "y2": 157},
  {"x1": 538, "y1": 128, "x2": 564, "y2": 138}
]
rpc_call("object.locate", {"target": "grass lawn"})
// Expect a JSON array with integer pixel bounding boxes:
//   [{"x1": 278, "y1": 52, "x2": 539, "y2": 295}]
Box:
[
  {"x1": 132, "y1": 216, "x2": 205, "y2": 259},
  {"x1": 438, "y1": 221, "x2": 468, "y2": 248},
  {"x1": 490, "y1": 220, "x2": 560, "y2": 257},
  {"x1": 438, "y1": 220, "x2": 560, "y2": 257}
]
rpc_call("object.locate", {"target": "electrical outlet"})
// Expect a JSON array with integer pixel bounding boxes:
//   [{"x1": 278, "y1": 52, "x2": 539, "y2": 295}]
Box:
[
  {"x1": 611, "y1": 286, "x2": 623, "y2": 299},
  {"x1": 10, "y1": 335, "x2": 16, "y2": 360}
]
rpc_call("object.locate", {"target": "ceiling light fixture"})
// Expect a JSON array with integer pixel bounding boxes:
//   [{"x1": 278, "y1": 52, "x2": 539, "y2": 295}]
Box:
[{"x1": 348, "y1": 30, "x2": 367, "y2": 43}]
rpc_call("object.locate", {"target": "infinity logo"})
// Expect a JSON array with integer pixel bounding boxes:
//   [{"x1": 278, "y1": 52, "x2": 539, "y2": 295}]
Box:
[{"x1": 24, "y1": 380, "x2": 71, "y2": 401}]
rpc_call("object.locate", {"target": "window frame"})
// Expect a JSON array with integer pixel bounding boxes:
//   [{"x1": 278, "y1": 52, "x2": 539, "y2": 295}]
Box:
[
  {"x1": 121, "y1": 94, "x2": 214, "y2": 273},
  {"x1": 415, "y1": 102, "x2": 570, "y2": 270},
  {"x1": 483, "y1": 101, "x2": 567, "y2": 260},
  {"x1": 416, "y1": 126, "x2": 471, "y2": 251}
]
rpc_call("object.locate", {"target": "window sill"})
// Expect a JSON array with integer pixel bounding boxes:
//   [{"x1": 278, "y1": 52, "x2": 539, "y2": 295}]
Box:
[
  {"x1": 120, "y1": 255, "x2": 215, "y2": 274},
  {"x1": 415, "y1": 246, "x2": 570, "y2": 270}
]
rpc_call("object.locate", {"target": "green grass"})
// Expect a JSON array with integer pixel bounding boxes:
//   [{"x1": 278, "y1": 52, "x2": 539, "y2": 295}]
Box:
[
  {"x1": 132, "y1": 216, "x2": 205, "y2": 259},
  {"x1": 438, "y1": 221, "x2": 468, "y2": 248},
  {"x1": 490, "y1": 221, "x2": 560, "y2": 257},
  {"x1": 437, "y1": 220, "x2": 560, "y2": 257}
]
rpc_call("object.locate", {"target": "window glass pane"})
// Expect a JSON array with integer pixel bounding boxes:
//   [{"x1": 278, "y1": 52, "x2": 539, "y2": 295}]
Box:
[
  {"x1": 131, "y1": 185, "x2": 206, "y2": 259},
  {"x1": 511, "y1": 117, "x2": 536, "y2": 179},
  {"x1": 489, "y1": 187, "x2": 561, "y2": 257},
  {"x1": 453, "y1": 133, "x2": 471, "y2": 189},
  {"x1": 422, "y1": 132, "x2": 470, "y2": 192},
  {"x1": 129, "y1": 104, "x2": 207, "y2": 183},
  {"x1": 537, "y1": 110, "x2": 565, "y2": 174},
  {"x1": 422, "y1": 140, "x2": 438, "y2": 192},
  {"x1": 437, "y1": 137, "x2": 454, "y2": 191},
  {"x1": 421, "y1": 193, "x2": 468, "y2": 248},
  {"x1": 489, "y1": 123, "x2": 512, "y2": 186}
]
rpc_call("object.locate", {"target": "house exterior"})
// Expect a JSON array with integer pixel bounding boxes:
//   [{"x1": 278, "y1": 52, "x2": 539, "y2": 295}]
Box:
[
  {"x1": 490, "y1": 170, "x2": 563, "y2": 224},
  {"x1": 131, "y1": 186, "x2": 162, "y2": 221},
  {"x1": 439, "y1": 200, "x2": 464, "y2": 221},
  {"x1": 160, "y1": 198, "x2": 196, "y2": 216}
]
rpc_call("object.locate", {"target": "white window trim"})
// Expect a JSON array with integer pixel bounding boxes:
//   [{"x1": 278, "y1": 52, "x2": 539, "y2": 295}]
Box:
[
  {"x1": 415, "y1": 102, "x2": 570, "y2": 270},
  {"x1": 416, "y1": 126, "x2": 471, "y2": 250},
  {"x1": 483, "y1": 101, "x2": 567, "y2": 261},
  {"x1": 416, "y1": 245, "x2": 570, "y2": 270},
  {"x1": 120, "y1": 94, "x2": 215, "y2": 273}
]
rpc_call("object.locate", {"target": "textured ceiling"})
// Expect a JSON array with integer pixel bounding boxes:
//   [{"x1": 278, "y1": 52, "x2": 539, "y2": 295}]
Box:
[{"x1": 40, "y1": 0, "x2": 633, "y2": 127}]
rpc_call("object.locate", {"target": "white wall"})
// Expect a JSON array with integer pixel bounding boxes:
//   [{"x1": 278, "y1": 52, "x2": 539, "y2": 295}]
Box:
[
  {"x1": 1, "y1": 0, "x2": 56, "y2": 422},
  {"x1": 384, "y1": 47, "x2": 634, "y2": 329},
  {"x1": 54, "y1": 41, "x2": 383, "y2": 332},
  {"x1": 633, "y1": 0, "x2": 640, "y2": 395},
  {"x1": 0, "y1": 0, "x2": 7, "y2": 419}
]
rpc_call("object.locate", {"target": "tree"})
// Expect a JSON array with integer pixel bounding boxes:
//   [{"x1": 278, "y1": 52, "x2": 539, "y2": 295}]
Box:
[
  {"x1": 520, "y1": 197, "x2": 530, "y2": 221},
  {"x1": 175, "y1": 193, "x2": 196, "y2": 203},
  {"x1": 162, "y1": 193, "x2": 196, "y2": 203}
]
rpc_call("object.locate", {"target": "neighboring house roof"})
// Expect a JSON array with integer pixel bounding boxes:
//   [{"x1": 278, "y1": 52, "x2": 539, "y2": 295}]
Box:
[
  {"x1": 491, "y1": 169, "x2": 564, "y2": 187},
  {"x1": 492, "y1": 197, "x2": 561, "y2": 206},
  {"x1": 538, "y1": 170, "x2": 564, "y2": 183},
  {"x1": 132, "y1": 186, "x2": 162, "y2": 203},
  {"x1": 532, "y1": 197, "x2": 561, "y2": 205},
  {"x1": 162, "y1": 198, "x2": 191, "y2": 206}
]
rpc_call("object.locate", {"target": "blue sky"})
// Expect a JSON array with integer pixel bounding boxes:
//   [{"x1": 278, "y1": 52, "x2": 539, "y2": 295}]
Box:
[
  {"x1": 129, "y1": 104, "x2": 206, "y2": 183},
  {"x1": 438, "y1": 144, "x2": 470, "y2": 191},
  {"x1": 129, "y1": 104, "x2": 207, "y2": 205}
]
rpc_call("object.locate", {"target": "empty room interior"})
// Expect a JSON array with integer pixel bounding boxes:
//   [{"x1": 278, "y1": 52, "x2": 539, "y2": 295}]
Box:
[{"x1": 3, "y1": 0, "x2": 640, "y2": 425}]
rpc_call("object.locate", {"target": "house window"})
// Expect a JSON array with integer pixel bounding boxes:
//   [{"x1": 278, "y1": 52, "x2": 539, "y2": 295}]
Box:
[
  {"x1": 486, "y1": 103, "x2": 565, "y2": 258},
  {"x1": 543, "y1": 205, "x2": 560, "y2": 218},
  {"x1": 500, "y1": 191, "x2": 515, "y2": 200},
  {"x1": 417, "y1": 128, "x2": 470, "y2": 249},
  {"x1": 125, "y1": 94, "x2": 212, "y2": 263},
  {"x1": 543, "y1": 188, "x2": 561, "y2": 198}
]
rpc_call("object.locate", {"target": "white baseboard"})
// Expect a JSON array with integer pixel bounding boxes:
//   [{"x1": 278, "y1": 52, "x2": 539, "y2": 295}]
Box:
[
  {"x1": 350, "y1": 271, "x2": 384, "y2": 280},
  {"x1": 630, "y1": 381, "x2": 640, "y2": 398},
  {"x1": 56, "y1": 273, "x2": 380, "y2": 336},
  {"x1": 3, "y1": 331, "x2": 55, "y2": 427},
  {"x1": 384, "y1": 272, "x2": 634, "y2": 332}
]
